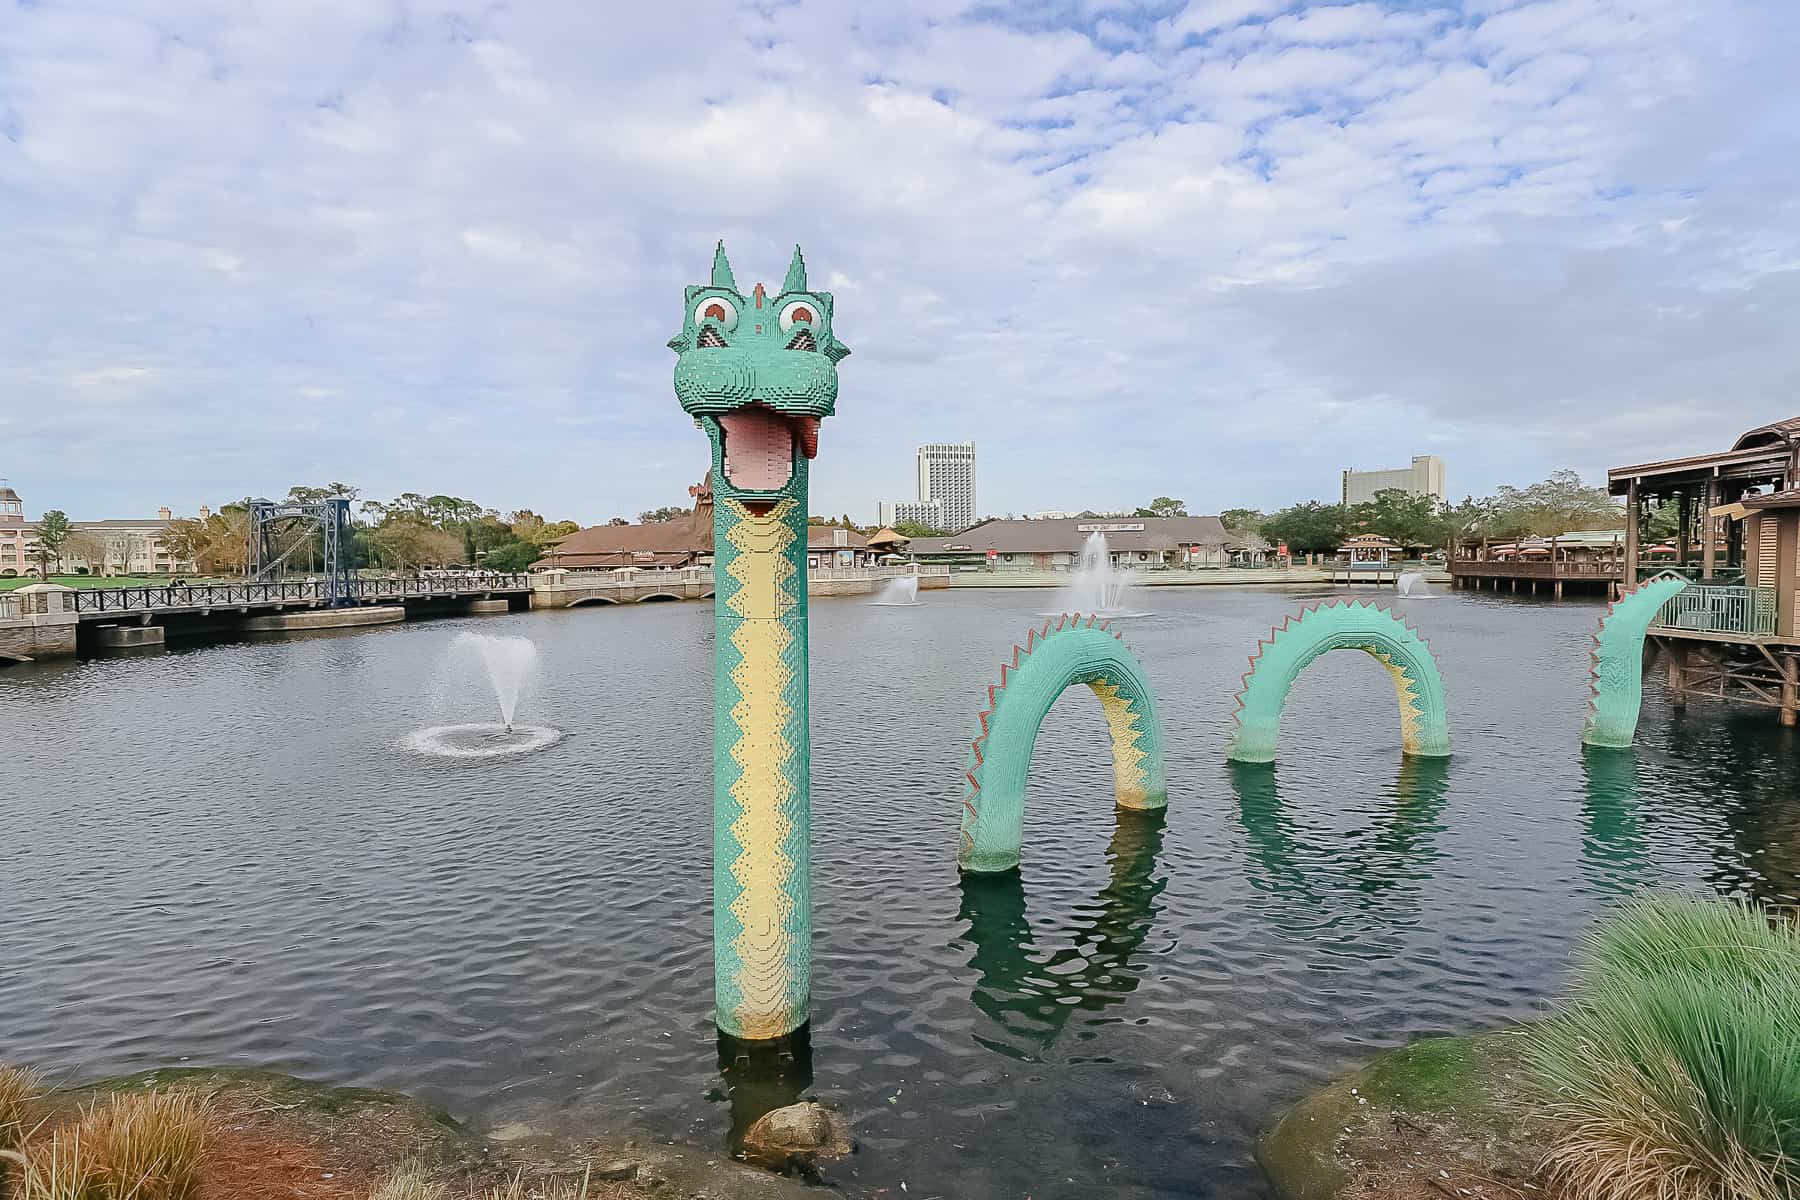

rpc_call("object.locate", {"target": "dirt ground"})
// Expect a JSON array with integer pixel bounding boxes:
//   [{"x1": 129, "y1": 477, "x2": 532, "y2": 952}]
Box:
[
  {"x1": 43, "y1": 1068, "x2": 828, "y2": 1200},
  {"x1": 1257, "y1": 1030, "x2": 1559, "y2": 1200}
]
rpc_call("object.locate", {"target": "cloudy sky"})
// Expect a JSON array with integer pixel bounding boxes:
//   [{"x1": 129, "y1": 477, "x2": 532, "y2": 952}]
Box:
[{"x1": 3, "y1": 0, "x2": 1796, "y2": 525}]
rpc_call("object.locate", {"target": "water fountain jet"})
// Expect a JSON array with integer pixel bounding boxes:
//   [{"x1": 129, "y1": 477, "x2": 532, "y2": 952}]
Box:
[
  {"x1": 408, "y1": 632, "x2": 561, "y2": 759},
  {"x1": 871, "y1": 574, "x2": 921, "y2": 606},
  {"x1": 1044, "y1": 532, "x2": 1148, "y2": 617}
]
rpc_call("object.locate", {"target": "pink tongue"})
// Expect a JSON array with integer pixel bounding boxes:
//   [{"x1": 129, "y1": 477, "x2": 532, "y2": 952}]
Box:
[{"x1": 720, "y1": 409, "x2": 794, "y2": 491}]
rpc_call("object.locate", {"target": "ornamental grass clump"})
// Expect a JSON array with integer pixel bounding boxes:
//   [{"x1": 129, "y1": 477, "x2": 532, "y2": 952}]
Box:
[
  {"x1": 2, "y1": 1128, "x2": 99, "y2": 1200},
  {"x1": 1528, "y1": 894, "x2": 1800, "y2": 1200},
  {"x1": 0, "y1": 1066, "x2": 46, "y2": 1157},
  {"x1": 77, "y1": 1091, "x2": 208, "y2": 1200}
]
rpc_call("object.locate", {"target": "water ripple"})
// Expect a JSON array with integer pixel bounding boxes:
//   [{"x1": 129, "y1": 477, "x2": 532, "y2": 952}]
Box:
[{"x1": 3, "y1": 592, "x2": 1797, "y2": 1198}]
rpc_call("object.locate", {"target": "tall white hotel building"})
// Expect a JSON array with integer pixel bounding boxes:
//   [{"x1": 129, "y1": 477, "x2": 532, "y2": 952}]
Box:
[{"x1": 916, "y1": 442, "x2": 977, "y2": 533}]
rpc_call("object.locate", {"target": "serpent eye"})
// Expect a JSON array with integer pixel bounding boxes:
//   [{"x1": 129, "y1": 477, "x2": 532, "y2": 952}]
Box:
[
  {"x1": 695, "y1": 295, "x2": 739, "y2": 330},
  {"x1": 778, "y1": 300, "x2": 817, "y2": 332}
]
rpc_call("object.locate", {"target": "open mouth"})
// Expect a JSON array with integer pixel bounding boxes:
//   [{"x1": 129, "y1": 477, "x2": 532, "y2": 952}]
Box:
[{"x1": 719, "y1": 406, "x2": 821, "y2": 509}]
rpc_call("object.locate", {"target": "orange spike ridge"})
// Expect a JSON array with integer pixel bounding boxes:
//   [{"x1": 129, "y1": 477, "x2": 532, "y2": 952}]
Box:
[
  {"x1": 1024, "y1": 627, "x2": 1037, "y2": 653},
  {"x1": 970, "y1": 738, "x2": 985, "y2": 766},
  {"x1": 1086, "y1": 613, "x2": 1098, "y2": 628},
  {"x1": 965, "y1": 770, "x2": 980, "y2": 792},
  {"x1": 978, "y1": 709, "x2": 992, "y2": 736},
  {"x1": 1010, "y1": 643, "x2": 1023, "y2": 668},
  {"x1": 987, "y1": 684, "x2": 1000, "y2": 708},
  {"x1": 999, "y1": 663, "x2": 1011, "y2": 689}
]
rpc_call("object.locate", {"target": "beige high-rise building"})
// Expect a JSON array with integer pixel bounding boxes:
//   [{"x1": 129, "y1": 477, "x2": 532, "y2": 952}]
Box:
[
  {"x1": 1341, "y1": 455, "x2": 1447, "y2": 507},
  {"x1": 917, "y1": 441, "x2": 977, "y2": 532}
]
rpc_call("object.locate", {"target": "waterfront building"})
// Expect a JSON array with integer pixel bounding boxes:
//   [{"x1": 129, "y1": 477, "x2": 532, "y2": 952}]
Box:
[
  {"x1": 875, "y1": 498, "x2": 945, "y2": 529},
  {"x1": 805, "y1": 525, "x2": 874, "y2": 570},
  {"x1": 906, "y1": 515, "x2": 1245, "y2": 572},
  {"x1": 540, "y1": 479, "x2": 879, "y2": 572},
  {"x1": 0, "y1": 485, "x2": 33, "y2": 577},
  {"x1": 64, "y1": 508, "x2": 195, "y2": 575},
  {"x1": 0, "y1": 486, "x2": 195, "y2": 577},
  {"x1": 1341, "y1": 455, "x2": 1447, "y2": 506},
  {"x1": 1450, "y1": 528, "x2": 1624, "y2": 598},
  {"x1": 538, "y1": 481, "x2": 714, "y2": 570},
  {"x1": 1607, "y1": 415, "x2": 1800, "y2": 724}
]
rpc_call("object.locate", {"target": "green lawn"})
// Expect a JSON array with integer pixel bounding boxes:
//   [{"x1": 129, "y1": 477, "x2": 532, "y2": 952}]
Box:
[{"x1": 0, "y1": 575, "x2": 233, "y2": 592}]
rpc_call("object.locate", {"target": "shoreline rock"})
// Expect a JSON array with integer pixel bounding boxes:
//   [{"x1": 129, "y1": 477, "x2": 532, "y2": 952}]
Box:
[
  {"x1": 739, "y1": 1102, "x2": 853, "y2": 1175},
  {"x1": 1256, "y1": 1029, "x2": 1554, "y2": 1200}
]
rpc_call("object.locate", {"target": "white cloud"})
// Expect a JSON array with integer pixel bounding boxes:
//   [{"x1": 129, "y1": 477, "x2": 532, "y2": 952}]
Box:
[{"x1": 1, "y1": 0, "x2": 1796, "y2": 522}]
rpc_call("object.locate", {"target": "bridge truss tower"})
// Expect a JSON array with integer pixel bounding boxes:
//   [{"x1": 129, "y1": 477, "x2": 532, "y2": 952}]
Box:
[{"x1": 247, "y1": 497, "x2": 354, "y2": 606}]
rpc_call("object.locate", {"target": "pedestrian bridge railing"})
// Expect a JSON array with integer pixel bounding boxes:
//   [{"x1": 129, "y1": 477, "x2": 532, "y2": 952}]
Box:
[
  {"x1": 69, "y1": 574, "x2": 532, "y2": 614},
  {"x1": 807, "y1": 565, "x2": 949, "y2": 581}
]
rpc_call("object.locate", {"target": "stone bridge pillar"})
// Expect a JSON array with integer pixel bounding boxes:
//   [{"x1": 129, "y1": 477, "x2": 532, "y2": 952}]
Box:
[{"x1": 0, "y1": 584, "x2": 79, "y2": 661}]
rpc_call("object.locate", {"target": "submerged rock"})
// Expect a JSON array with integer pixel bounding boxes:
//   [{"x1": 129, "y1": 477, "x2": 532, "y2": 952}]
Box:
[{"x1": 740, "y1": 1102, "x2": 853, "y2": 1172}]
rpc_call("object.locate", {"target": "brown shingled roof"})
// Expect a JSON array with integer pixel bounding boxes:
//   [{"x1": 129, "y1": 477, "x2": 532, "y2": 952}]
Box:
[{"x1": 906, "y1": 515, "x2": 1241, "y2": 556}]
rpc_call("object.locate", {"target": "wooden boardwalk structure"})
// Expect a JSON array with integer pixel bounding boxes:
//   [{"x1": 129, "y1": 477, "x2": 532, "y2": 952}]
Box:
[{"x1": 1611, "y1": 417, "x2": 1800, "y2": 725}]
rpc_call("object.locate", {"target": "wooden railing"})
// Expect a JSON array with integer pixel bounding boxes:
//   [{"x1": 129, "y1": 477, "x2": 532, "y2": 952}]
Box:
[
  {"x1": 1653, "y1": 585, "x2": 1778, "y2": 637},
  {"x1": 70, "y1": 574, "x2": 531, "y2": 614},
  {"x1": 1450, "y1": 559, "x2": 1622, "y2": 579}
]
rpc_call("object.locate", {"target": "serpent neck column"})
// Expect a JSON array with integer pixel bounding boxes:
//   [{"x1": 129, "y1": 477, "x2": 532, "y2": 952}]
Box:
[{"x1": 670, "y1": 242, "x2": 850, "y2": 1041}]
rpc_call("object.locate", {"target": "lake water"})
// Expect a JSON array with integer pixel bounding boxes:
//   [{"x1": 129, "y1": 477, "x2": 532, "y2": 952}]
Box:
[{"x1": 4, "y1": 587, "x2": 1796, "y2": 1198}]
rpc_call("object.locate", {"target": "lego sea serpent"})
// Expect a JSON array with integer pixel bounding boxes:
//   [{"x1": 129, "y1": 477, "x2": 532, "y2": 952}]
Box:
[
  {"x1": 672, "y1": 242, "x2": 849, "y2": 1042},
  {"x1": 669, "y1": 243, "x2": 1682, "y2": 1038}
]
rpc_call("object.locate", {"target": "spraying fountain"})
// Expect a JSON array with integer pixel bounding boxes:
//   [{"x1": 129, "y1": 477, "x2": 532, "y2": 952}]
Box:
[
  {"x1": 871, "y1": 573, "x2": 921, "y2": 606},
  {"x1": 1045, "y1": 532, "x2": 1148, "y2": 617},
  {"x1": 1396, "y1": 571, "x2": 1435, "y2": 599},
  {"x1": 408, "y1": 632, "x2": 562, "y2": 759}
]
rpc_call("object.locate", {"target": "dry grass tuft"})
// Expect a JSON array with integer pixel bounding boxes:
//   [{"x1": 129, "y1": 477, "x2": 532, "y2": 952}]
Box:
[
  {"x1": 0, "y1": 1067, "x2": 46, "y2": 1156},
  {"x1": 3, "y1": 1128, "x2": 100, "y2": 1200},
  {"x1": 480, "y1": 1170, "x2": 592, "y2": 1200},
  {"x1": 1529, "y1": 894, "x2": 1800, "y2": 1200},
  {"x1": 367, "y1": 1162, "x2": 447, "y2": 1200},
  {"x1": 76, "y1": 1090, "x2": 209, "y2": 1200}
]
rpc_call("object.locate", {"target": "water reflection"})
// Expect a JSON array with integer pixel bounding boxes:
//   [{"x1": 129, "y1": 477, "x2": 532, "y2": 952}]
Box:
[
  {"x1": 713, "y1": 1027, "x2": 813, "y2": 1153},
  {"x1": 957, "y1": 808, "x2": 1168, "y2": 1060},
  {"x1": 1663, "y1": 712, "x2": 1800, "y2": 904},
  {"x1": 1579, "y1": 747, "x2": 1648, "y2": 893},
  {"x1": 1230, "y1": 757, "x2": 1450, "y2": 909}
]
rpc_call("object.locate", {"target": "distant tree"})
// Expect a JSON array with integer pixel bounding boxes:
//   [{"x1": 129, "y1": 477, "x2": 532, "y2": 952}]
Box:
[
  {"x1": 1489, "y1": 470, "x2": 1621, "y2": 538},
  {"x1": 164, "y1": 508, "x2": 252, "y2": 574},
  {"x1": 62, "y1": 528, "x2": 110, "y2": 575},
  {"x1": 607, "y1": 517, "x2": 631, "y2": 527},
  {"x1": 1135, "y1": 496, "x2": 1188, "y2": 518},
  {"x1": 639, "y1": 505, "x2": 690, "y2": 524},
  {"x1": 893, "y1": 520, "x2": 949, "y2": 538},
  {"x1": 482, "y1": 541, "x2": 541, "y2": 572},
  {"x1": 1261, "y1": 501, "x2": 1346, "y2": 554},
  {"x1": 372, "y1": 516, "x2": 463, "y2": 570},
  {"x1": 1350, "y1": 488, "x2": 1450, "y2": 550},
  {"x1": 34, "y1": 510, "x2": 71, "y2": 577},
  {"x1": 1644, "y1": 498, "x2": 1680, "y2": 541},
  {"x1": 1220, "y1": 508, "x2": 1266, "y2": 534}
]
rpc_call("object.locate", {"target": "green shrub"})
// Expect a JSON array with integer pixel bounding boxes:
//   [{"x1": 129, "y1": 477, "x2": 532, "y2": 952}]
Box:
[{"x1": 1529, "y1": 894, "x2": 1800, "y2": 1200}]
